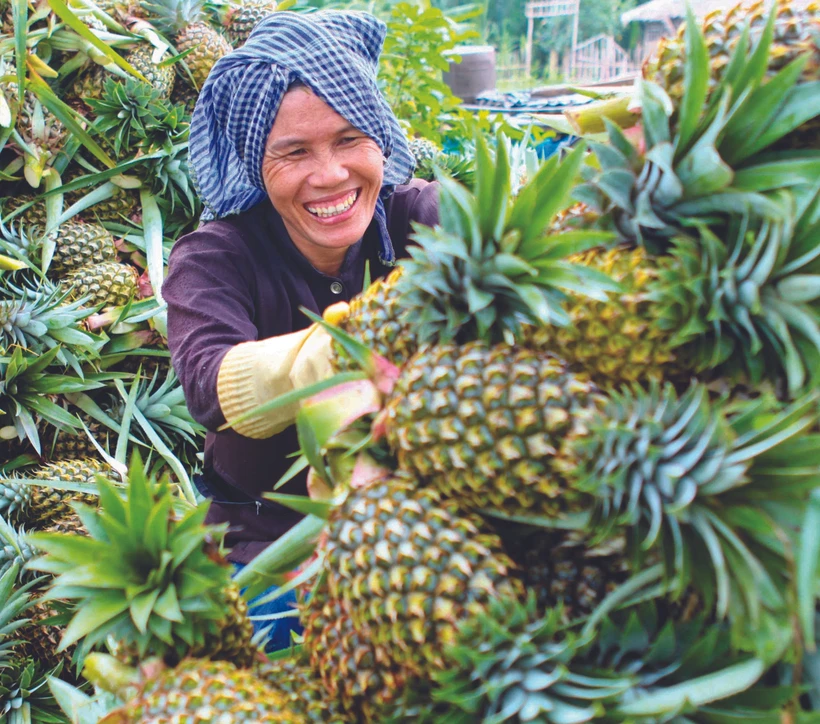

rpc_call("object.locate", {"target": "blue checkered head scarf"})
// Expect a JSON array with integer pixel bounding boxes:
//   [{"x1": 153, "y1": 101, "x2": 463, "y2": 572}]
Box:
[{"x1": 189, "y1": 10, "x2": 415, "y2": 264}]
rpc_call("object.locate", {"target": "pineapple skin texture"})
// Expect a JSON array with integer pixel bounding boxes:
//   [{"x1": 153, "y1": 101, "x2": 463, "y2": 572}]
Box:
[
  {"x1": 25, "y1": 457, "x2": 104, "y2": 525},
  {"x1": 66, "y1": 261, "x2": 140, "y2": 308},
  {"x1": 117, "y1": 659, "x2": 300, "y2": 723},
  {"x1": 125, "y1": 44, "x2": 176, "y2": 99},
  {"x1": 225, "y1": 0, "x2": 278, "y2": 45},
  {"x1": 177, "y1": 22, "x2": 233, "y2": 87},
  {"x1": 316, "y1": 476, "x2": 523, "y2": 682},
  {"x1": 523, "y1": 245, "x2": 678, "y2": 387},
  {"x1": 48, "y1": 221, "x2": 117, "y2": 277},
  {"x1": 385, "y1": 342, "x2": 602, "y2": 513},
  {"x1": 333, "y1": 267, "x2": 418, "y2": 371}
]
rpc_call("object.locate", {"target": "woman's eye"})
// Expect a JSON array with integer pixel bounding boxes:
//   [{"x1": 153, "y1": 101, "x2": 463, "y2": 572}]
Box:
[
  {"x1": 339, "y1": 136, "x2": 359, "y2": 145},
  {"x1": 288, "y1": 148, "x2": 307, "y2": 157}
]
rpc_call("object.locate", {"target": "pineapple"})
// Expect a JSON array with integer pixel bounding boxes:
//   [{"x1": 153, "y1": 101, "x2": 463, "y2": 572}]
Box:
[
  {"x1": 62, "y1": 164, "x2": 141, "y2": 222},
  {"x1": 334, "y1": 267, "x2": 414, "y2": 371},
  {"x1": 221, "y1": 0, "x2": 277, "y2": 46},
  {"x1": 28, "y1": 455, "x2": 260, "y2": 667},
  {"x1": 0, "y1": 458, "x2": 104, "y2": 527},
  {"x1": 65, "y1": 260, "x2": 140, "y2": 308},
  {"x1": 299, "y1": 577, "x2": 414, "y2": 722},
  {"x1": 124, "y1": 43, "x2": 175, "y2": 99},
  {"x1": 309, "y1": 473, "x2": 523, "y2": 694},
  {"x1": 1, "y1": 194, "x2": 48, "y2": 239},
  {"x1": 40, "y1": 413, "x2": 109, "y2": 461},
  {"x1": 46, "y1": 220, "x2": 117, "y2": 277},
  {"x1": 645, "y1": 0, "x2": 820, "y2": 149},
  {"x1": 12, "y1": 599, "x2": 76, "y2": 675},
  {"x1": 85, "y1": 655, "x2": 298, "y2": 723},
  {"x1": 0, "y1": 521, "x2": 37, "y2": 581},
  {"x1": 0, "y1": 278, "x2": 100, "y2": 362},
  {"x1": 408, "y1": 136, "x2": 474, "y2": 184},
  {"x1": 384, "y1": 342, "x2": 601, "y2": 514},
  {"x1": 1, "y1": 88, "x2": 66, "y2": 188},
  {"x1": 525, "y1": 200, "x2": 820, "y2": 395},
  {"x1": 256, "y1": 641, "x2": 356, "y2": 722},
  {"x1": 141, "y1": 0, "x2": 232, "y2": 87}
]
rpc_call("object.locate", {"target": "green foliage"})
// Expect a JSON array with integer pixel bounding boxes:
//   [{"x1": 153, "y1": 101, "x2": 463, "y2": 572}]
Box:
[
  {"x1": 87, "y1": 78, "x2": 187, "y2": 158},
  {"x1": 379, "y1": 0, "x2": 479, "y2": 142}
]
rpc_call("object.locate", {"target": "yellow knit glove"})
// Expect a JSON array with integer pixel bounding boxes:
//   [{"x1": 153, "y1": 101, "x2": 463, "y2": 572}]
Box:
[{"x1": 216, "y1": 307, "x2": 347, "y2": 439}]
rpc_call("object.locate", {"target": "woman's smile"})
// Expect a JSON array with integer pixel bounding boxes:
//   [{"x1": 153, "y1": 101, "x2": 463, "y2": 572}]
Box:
[{"x1": 305, "y1": 188, "x2": 360, "y2": 219}]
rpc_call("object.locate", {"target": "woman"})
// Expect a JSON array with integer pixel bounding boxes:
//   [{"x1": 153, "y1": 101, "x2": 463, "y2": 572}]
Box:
[{"x1": 162, "y1": 10, "x2": 439, "y2": 649}]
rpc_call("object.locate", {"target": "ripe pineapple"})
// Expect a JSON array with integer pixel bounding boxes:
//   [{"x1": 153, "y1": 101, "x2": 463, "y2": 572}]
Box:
[
  {"x1": 525, "y1": 205, "x2": 820, "y2": 395},
  {"x1": 40, "y1": 413, "x2": 109, "y2": 461},
  {"x1": 65, "y1": 260, "x2": 140, "y2": 308},
  {"x1": 47, "y1": 220, "x2": 117, "y2": 277},
  {"x1": 62, "y1": 164, "x2": 141, "y2": 222},
  {"x1": 124, "y1": 43, "x2": 175, "y2": 99},
  {"x1": 86, "y1": 655, "x2": 298, "y2": 723},
  {"x1": 311, "y1": 473, "x2": 523, "y2": 689},
  {"x1": 141, "y1": 0, "x2": 232, "y2": 87},
  {"x1": 28, "y1": 455, "x2": 260, "y2": 667},
  {"x1": 257, "y1": 631, "x2": 363, "y2": 722},
  {"x1": 384, "y1": 342, "x2": 601, "y2": 514},
  {"x1": 222, "y1": 0, "x2": 277, "y2": 46},
  {"x1": 0, "y1": 458, "x2": 104, "y2": 527},
  {"x1": 13, "y1": 599, "x2": 77, "y2": 675},
  {"x1": 334, "y1": 267, "x2": 415, "y2": 371}
]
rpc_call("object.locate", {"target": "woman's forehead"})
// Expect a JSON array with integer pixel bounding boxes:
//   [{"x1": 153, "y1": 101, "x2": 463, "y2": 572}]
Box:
[{"x1": 267, "y1": 89, "x2": 358, "y2": 146}]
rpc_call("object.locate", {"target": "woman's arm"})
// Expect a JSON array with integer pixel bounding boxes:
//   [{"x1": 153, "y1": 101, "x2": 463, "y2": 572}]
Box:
[{"x1": 164, "y1": 223, "x2": 262, "y2": 431}]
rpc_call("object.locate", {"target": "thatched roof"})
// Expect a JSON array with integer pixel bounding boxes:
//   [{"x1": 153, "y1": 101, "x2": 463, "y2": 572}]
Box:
[{"x1": 622, "y1": 0, "x2": 812, "y2": 24}]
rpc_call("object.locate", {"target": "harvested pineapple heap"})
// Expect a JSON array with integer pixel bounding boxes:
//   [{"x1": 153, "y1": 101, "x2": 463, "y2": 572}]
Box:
[{"x1": 1, "y1": 0, "x2": 820, "y2": 722}]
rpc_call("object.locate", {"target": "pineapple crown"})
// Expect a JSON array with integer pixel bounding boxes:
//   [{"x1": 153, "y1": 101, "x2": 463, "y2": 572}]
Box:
[
  {"x1": 0, "y1": 346, "x2": 114, "y2": 456},
  {"x1": 0, "y1": 277, "x2": 102, "y2": 370},
  {"x1": 88, "y1": 78, "x2": 187, "y2": 157},
  {"x1": 141, "y1": 0, "x2": 207, "y2": 34},
  {"x1": 558, "y1": 380, "x2": 817, "y2": 621},
  {"x1": 577, "y1": 600, "x2": 781, "y2": 721},
  {"x1": 575, "y1": 3, "x2": 820, "y2": 252},
  {"x1": 397, "y1": 131, "x2": 619, "y2": 346},
  {"x1": 28, "y1": 454, "x2": 237, "y2": 665},
  {"x1": 644, "y1": 191, "x2": 820, "y2": 396},
  {"x1": 431, "y1": 593, "x2": 626, "y2": 723}
]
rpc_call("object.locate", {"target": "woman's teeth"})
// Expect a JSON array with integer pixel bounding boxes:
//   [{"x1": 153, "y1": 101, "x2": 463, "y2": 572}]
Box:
[{"x1": 307, "y1": 190, "x2": 358, "y2": 218}]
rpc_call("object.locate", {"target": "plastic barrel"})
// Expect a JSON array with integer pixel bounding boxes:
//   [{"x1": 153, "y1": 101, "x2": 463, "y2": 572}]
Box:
[{"x1": 442, "y1": 45, "x2": 496, "y2": 102}]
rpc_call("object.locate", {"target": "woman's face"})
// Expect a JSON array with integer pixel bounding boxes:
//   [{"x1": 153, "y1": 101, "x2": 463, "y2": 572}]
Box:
[{"x1": 261, "y1": 87, "x2": 384, "y2": 266}]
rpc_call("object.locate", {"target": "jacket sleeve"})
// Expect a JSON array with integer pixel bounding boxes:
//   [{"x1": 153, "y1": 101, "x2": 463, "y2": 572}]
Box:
[{"x1": 164, "y1": 222, "x2": 261, "y2": 432}]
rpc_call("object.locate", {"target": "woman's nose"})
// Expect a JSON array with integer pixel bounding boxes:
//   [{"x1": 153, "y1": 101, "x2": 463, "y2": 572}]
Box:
[{"x1": 308, "y1": 150, "x2": 349, "y2": 187}]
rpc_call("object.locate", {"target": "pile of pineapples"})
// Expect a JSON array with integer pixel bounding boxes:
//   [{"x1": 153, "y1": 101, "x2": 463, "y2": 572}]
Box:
[{"x1": 1, "y1": 0, "x2": 820, "y2": 721}]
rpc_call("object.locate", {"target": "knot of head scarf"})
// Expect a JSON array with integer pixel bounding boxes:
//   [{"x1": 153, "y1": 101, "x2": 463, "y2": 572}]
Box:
[{"x1": 189, "y1": 10, "x2": 415, "y2": 264}]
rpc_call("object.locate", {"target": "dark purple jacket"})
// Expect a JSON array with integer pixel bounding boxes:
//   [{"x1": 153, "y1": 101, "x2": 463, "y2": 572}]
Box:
[{"x1": 164, "y1": 180, "x2": 439, "y2": 562}]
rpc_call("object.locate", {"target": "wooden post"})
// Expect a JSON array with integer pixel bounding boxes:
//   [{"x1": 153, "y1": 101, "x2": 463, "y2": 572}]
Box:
[
  {"x1": 569, "y1": 0, "x2": 580, "y2": 78},
  {"x1": 526, "y1": 12, "x2": 534, "y2": 79}
]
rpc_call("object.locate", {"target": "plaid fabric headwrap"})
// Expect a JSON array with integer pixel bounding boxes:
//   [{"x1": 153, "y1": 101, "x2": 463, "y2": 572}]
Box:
[{"x1": 189, "y1": 10, "x2": 415, "y2": 264}]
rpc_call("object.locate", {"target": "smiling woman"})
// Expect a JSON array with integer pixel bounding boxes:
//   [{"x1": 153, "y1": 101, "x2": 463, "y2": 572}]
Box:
[
  {"x1": 161, "y1": 10, "x2": 439, "y2": 652},
  {"x1": 261, "y1": 87, "x2": 386, "y2": 275}
]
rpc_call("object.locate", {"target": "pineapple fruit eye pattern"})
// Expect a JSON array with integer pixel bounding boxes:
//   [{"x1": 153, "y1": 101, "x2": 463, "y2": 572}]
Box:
[{"x1": 2, "y1": 0, "x2": 820, "y2": 722}]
